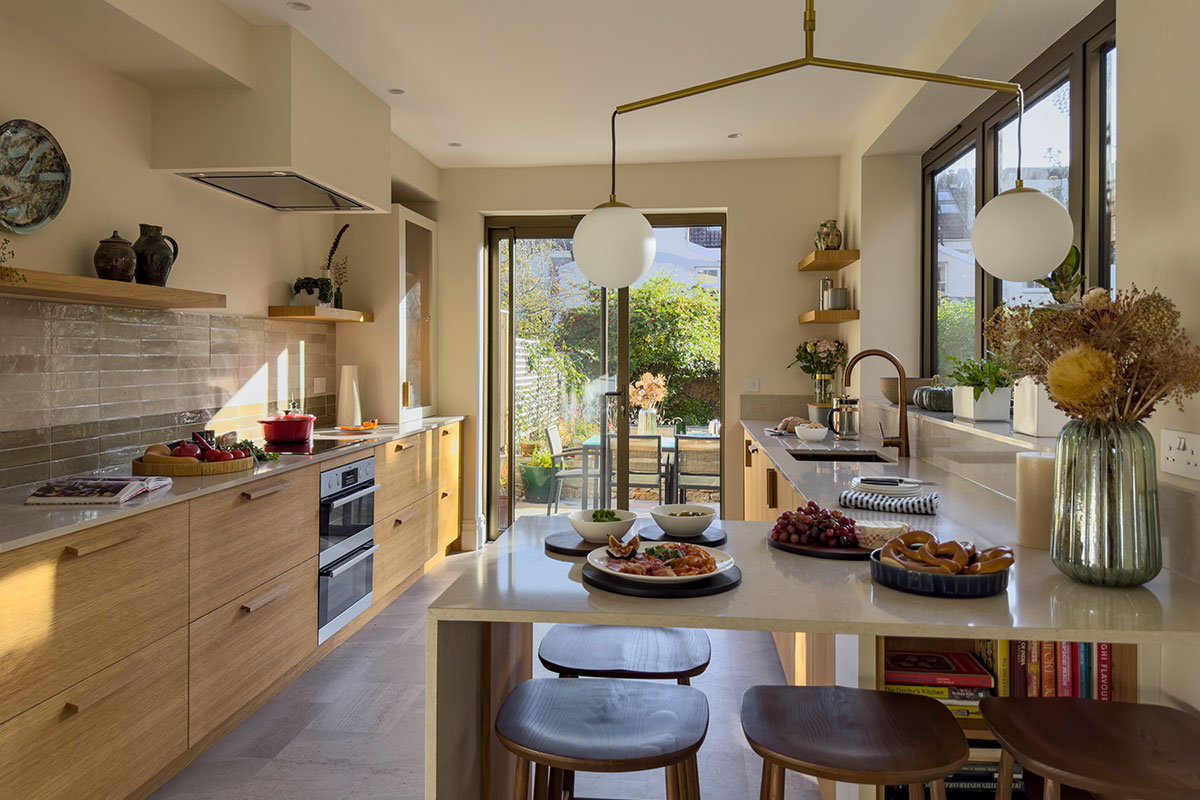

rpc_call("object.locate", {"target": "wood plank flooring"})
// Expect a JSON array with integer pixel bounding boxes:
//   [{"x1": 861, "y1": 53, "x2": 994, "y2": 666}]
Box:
[{"x1": 151, "y1": 553, "x2": 818, "y2": 800}]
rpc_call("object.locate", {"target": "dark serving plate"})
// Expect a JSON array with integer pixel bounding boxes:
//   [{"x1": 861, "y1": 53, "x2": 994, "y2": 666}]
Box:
[
  {"x1": 767, "y1": 536, "x2": 873, "y2": 560},
  {"x1": 869, "y1": 549, "x2": 1009, "y2": 598}
]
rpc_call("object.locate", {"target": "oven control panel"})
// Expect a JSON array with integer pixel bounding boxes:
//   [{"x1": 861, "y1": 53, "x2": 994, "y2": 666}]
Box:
[{"x1": 319, "y1": 456, "x2": 375, "y2": 500}]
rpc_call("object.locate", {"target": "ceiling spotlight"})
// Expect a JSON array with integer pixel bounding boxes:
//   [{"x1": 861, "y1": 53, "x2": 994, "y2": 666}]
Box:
[
  {"x1": 286, "y1": 1, "x2": 312, "y2": 10},
  {"x1": 387, "y1": 88, "x2": 406, "y2": 95},
  {"x1": 269, "y1": 171, "x2": 289, "y2": 177},
  {"x1": 448, "y1": 142, "x2": 462, "y2": 148},
  {"x1": 727, "y1": 133, "x2": 743, "y2": 139}
]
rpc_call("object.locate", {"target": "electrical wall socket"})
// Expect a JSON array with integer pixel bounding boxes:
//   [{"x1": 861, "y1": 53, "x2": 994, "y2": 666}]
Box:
[
  {"x1": 313, "y1": 377, "x2": 327, "y2": 394},
  {"x1": 745, "y1": 377, "x2": 760, "y2": 393},
  {"x1": 1161, "y1": 428, "x2": 1200, "y2": 481}
]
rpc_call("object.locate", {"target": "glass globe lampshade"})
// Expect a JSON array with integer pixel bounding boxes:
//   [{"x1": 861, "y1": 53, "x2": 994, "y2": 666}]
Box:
[
  {"x1": 573, "y1": 201, "x2": 656, "y2": 289},
  {"x1": 972, "y1": 185, "x2": 1075, "y2": 282}
]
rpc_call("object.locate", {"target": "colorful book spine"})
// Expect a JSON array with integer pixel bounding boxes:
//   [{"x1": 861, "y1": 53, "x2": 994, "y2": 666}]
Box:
[
  {"x1": 884, "y1": 684, "x2": 989, "y2": 701},
  {"x1": 944, "y1": 705, "x2": 984, "y2": 719},
  {"x1": 1077, "y1": 642, "x2": 1091, "y2": 698},
  {"x1": 945, "y1": 779, "x2": 1026, "y2": 792},
  {"x1": 1097, "y1": 642, "x2": 1112, "y2": 700},
  {"x1": 1041, "y1": 641, "x2": 1057, "y2": 697},
  {"x1": 1027, "y1": 640, "x2": 1041, "y2": 697},
  {"x1": 996, "y1": 640, "x2": 1011, "y2": 697},
  {"x1": 1012, "y1": 640, "x2": 1028, "y2": 698},
  {"x1": 1058, "y1": 641, "x2": 1074, "y2": 697}
]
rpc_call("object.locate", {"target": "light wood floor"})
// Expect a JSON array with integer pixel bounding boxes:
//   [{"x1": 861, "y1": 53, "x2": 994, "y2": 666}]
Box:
[{"x1": 151, "y1": 552, "x2": 819, "y2": 800}]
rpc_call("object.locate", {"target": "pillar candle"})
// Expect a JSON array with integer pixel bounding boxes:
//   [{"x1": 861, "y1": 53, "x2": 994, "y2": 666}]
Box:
[
  {"x1": 336, "y1": 365, "x2": 361, "y2": 427},
  {"x1": 1016, "y1": 451, "x2": 1056, "y2": 549}
]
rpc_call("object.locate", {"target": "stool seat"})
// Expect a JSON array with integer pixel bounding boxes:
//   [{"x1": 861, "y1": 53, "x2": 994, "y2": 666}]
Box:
[
  {"x1": 496, "y1": 678, "x2": 709, "y2": 772},
  {"x1": 538, "y1": 625, "x2": 711, "y2": 681},
  {"x1": 741, "y1": 685, "x2": 968, "y2": 785},
  {"x1": 981, "y1": 696, "x2": 1200, "y2": 799}
]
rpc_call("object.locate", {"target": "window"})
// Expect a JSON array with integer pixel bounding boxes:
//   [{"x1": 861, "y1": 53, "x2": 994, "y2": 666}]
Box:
[{"x1": 920, "y1": 1, "x2": 1115, "y2": 375}]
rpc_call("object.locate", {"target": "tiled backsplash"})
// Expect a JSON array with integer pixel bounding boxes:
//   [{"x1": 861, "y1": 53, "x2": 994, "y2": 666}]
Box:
[{"x1": 0, "y1": 297, "x2": 336, "y2": 488}]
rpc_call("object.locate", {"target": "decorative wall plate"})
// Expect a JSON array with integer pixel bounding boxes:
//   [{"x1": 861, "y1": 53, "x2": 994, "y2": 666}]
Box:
[{"x1": 0, "y1": 119, "x2": 71, "y2": 234}]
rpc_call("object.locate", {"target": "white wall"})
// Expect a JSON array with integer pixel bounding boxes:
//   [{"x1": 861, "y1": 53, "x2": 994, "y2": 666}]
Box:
[{"x1": 437, "y1": 157, "x2": 841, "y2": 532}]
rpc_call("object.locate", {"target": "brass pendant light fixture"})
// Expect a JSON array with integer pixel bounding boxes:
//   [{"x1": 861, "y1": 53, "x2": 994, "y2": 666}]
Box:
[{"x1": 574, "y1": 0, "x2": 1074, "y2": 288}]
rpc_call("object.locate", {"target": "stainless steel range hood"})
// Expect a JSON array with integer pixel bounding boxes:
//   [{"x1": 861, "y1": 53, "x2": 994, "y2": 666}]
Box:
[{"x1": 183, "y1": 171, "x2": 372, "y2": 212}]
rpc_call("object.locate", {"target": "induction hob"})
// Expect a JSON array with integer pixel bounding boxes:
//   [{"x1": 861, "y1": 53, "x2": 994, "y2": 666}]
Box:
[{"x1": 262, "y1": 438, "x2": 366, "y2": 456}]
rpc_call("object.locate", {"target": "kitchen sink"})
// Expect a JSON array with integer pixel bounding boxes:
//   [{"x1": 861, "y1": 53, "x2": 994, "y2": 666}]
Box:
[{"x1": 787, "y1": 450, "x2": 890, "y2": 463}]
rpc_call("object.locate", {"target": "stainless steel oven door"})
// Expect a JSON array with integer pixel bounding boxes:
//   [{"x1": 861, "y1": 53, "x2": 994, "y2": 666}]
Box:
[
  {"x1": 320, "y1": 481, "x2": 379, "y2": 564},
  {"x1": 318, "y1": 528, "x2": 377, "y2": 644}
]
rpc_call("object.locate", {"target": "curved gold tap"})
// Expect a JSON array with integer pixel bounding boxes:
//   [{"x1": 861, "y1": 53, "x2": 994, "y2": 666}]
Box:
[{"x1": 843, "y1": 348, "x2": 910, "y2": 458}]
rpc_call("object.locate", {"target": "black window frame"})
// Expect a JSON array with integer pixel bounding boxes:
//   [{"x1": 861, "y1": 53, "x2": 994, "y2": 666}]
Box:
[{"x1": 921, "y1": 0, "x2": 1116, "y2": 375}]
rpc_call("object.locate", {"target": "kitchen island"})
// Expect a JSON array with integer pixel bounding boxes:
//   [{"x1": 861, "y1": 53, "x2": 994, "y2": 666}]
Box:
[{"x1": 426, "y1": 430, "x2": 1200, "y2": 800}]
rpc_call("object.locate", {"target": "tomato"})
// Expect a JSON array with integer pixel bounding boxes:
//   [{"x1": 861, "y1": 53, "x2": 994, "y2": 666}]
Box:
[
  {"x1": 215, "y1": 450, "x2": 234, "y2": 461},
  {"x1": 172, "y1": 443, "x2": 202, "y2": 459},
  {"x1": 231, "y1": 449, "x2": 248, "y2": 459}
]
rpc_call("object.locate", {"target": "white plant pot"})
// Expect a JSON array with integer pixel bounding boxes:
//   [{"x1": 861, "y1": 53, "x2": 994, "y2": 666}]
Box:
[
  {"x1": 291, "y1": 292, "x2": 328, "y2": 307},
  {"x1": 952, "y1": 386, "x2": 1012, "y2": 422},
  {"x1": 1012, "y1": 376, "x2": 1070, "y2": 437}
]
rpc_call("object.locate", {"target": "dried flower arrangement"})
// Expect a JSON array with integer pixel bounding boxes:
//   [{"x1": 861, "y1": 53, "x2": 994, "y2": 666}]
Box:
[
  {"x1": 327, "y1": 223, "x2": 350, "y2": 290},
  {"x1": 0, "y1": 238, "x2": 25, "y2": 285},
  {"x1": 788, "y1": 339, "x2": 848, "y2": 377},
  {"x1": 986, "y1": 286, "x2": 1200, "y2": 422},
  {"x1": 629, "y1": 372, "x2": 667, "y2": 410}
]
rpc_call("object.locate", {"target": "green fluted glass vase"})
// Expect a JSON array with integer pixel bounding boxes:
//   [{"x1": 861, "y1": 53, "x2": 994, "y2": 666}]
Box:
[{"x1": 1051, "y1": 419, "x2": 1161, "y2": 587}]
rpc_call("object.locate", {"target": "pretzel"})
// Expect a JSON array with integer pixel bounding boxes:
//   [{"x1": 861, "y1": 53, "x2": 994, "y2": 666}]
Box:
[
  {"x1": 962, "y1": 546, "x2": 1014, "y2": 574},
  {"x1": 917, "y1": 540, "x2": 970, "y2": 574},
  {"x1": 880, "y1": 536, "x2": 948, "y2": 573}
]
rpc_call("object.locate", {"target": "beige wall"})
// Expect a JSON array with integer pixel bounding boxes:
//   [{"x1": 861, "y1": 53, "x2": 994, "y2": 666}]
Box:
[
  {"x1": 1117, "y1": 0, "x2": 1200, "y2": 713},
  {"x1": 438, "y1": 157, "x2": 841, "y2": 533},
  {"x1": 0, "y1": 16, "x2": 334, "y2": 316}
]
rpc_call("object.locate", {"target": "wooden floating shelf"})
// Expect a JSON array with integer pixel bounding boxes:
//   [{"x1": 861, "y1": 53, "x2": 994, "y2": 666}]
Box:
[
  {"x1": 797, "y1": 249, "x2": 861, "y2": 272},
  {"x1": 0, "y1": 268, "x2": 226, "y2": 309},
  {"x1": 267, "y1": 306, "x2": 374, "y2": 323},
  {"x1": 798, "y1": 309, "x2": 859, "y2": 324}
]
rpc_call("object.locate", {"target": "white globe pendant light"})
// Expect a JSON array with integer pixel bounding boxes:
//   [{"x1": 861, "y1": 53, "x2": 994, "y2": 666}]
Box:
[
  {"x1": 574, "y1": 200, "x2": 656, "y2": 289},
  {"x1": 972, "y1": 182, "x2": 1074, "y2": 282}
]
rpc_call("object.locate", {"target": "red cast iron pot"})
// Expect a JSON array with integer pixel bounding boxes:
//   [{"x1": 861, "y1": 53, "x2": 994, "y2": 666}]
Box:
[{"x1": 257, "y1": 412, "x2": 316, "y2": 443}]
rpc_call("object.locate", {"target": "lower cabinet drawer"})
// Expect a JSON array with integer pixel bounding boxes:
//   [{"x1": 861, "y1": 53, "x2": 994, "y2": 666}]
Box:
[
  {"x1": 375, "y1": 493, "x2": 437, "y2": 596},
  {"x1": 437, "y1": 486, "x2": 461, "y2": 552},
  {"x1": 0, "y1": 628, "x2": 188, "y2": 800},
  {"x1": 188, "y1": 558, "x2": 317, "y2": 746}
]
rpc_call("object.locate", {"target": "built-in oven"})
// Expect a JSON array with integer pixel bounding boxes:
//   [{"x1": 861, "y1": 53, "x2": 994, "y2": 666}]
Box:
[{"x1": 318, "y1": 456, "x2": 378, "y2": 644}]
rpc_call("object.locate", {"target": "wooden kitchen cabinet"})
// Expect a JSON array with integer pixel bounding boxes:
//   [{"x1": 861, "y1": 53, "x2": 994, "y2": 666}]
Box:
[
  {"x1": 743, "y1": 430, "x2": 805, "y2": 522},
  {"x1": 375, "y1": 430, "x2": 434, "y2": 522},
  {"x1": 375, "y1": 492, "x2": 437, "y2": 597},
  {"x1": 0, "y1": 504, "x2": 188, "y2": 724},
  {"x1": 0, "y1": 628, "x2": 188, "y2": 800},
  {"x1": 188, "y1": 558, "x2": 318, "y2": 746},
  {"x1": 437, "y1": 421, "x2": 461, "y2": 491},
  {"x1": 189, "y1": 467, "x2": 319, "y2": 620}
]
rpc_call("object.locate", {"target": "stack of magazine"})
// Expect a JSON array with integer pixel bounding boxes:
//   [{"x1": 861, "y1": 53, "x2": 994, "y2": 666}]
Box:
[{"x1": 25, "y1": 476, "x2": 173, "y2": 505}]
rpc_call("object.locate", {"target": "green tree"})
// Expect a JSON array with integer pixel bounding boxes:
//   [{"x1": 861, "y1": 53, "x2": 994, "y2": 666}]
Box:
[{"x1": 935, "y1": 297, "x2": 975, "y2": 375}]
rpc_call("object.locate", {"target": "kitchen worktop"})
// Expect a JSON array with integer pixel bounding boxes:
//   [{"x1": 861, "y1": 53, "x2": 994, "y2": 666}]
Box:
[{"x1": 0, "y1": 416, "x2": 464, "y2": 554}]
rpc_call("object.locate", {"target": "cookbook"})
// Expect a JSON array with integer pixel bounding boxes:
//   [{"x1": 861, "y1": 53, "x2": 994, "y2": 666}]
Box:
[{"x1": 25, "y1": 476, "x2": 173, "y2": 505}]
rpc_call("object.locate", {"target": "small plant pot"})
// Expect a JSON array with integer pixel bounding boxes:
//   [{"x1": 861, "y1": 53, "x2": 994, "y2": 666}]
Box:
[
  {"x1": 952, "y1": 386, "x2": 1012, "y2": 422},
  {"x1": 519, "y1": 463, "x2": 554, "y2": 504},
  {"x1": 292, "y1": 291, "x2": 328, "y2": 307},
  {"x1": 1012, "y1": 376, "x2": 1070, "y2": 437}
]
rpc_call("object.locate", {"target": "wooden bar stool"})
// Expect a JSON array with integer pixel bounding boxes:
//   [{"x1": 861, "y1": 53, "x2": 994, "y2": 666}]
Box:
[
  {"x1": 538, "y1": 624, "x2": 711, "y2": 684},
  {"x1": 980, "y1": 696, "x2": 1200, "y2": 800},
  {"x1": 496, "y1": 678, "x2": 708, "y2": 800},
  {"x1": 740, "y1": 685, "x2": 968, "y2": 800}
]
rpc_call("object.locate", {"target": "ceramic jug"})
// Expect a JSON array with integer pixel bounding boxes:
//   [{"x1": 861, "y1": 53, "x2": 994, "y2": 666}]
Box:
[
  {"x1": 133, "y1": 223, "x2": 179, "y2": 286},
  {"x1": 93, "y1": 230, "x2": 136, "y2": 282}
]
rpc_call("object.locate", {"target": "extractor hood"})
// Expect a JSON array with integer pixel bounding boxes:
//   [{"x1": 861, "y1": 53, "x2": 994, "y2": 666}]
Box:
[{"x1": 183, "y1": 170, "x2": 372, "y2": 212}]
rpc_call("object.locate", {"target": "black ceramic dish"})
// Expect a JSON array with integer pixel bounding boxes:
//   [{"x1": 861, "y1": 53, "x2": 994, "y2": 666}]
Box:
[
  {"x1": 581, "y1": 563, "x2": 742, "y2": 598},
  {"x1": 868, "y1": 549, "x2": 1009, "y2": 598}
]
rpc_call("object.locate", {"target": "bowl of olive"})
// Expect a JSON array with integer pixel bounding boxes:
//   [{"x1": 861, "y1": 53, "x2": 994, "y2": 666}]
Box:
[
  {"x1": 568, "y1": 508, "x2": 639, "y2": 543},
  {"x1": 649, "y1": 504, "x2": 716, "y2": 537}
]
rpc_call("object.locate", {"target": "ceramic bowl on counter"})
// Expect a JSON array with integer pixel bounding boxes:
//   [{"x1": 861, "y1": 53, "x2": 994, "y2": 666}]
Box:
[
  {"x1": 879, "y1": 377, "x2": 935, "y2": 405},
  {"x1": 649, "y1": 504, "x2": 716, "y2": 537},
  {"x1": 793, "y1": 423, "x2": 829, "y2": 442},
  {"x1": 568, "y1": 509, "x2": 638, "y2": 542}
]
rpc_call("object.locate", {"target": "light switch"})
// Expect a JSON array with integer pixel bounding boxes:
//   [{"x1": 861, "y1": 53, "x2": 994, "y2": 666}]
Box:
[
  {"x1": 313, "y1": 377, "x2": 327, "y2": 394},
  {"x1": 745, "y1": 377, "x2": 760, "y2": 393},
  {"x1": 1161, "y1": 428, "x2": 1200, "y2": 481}
]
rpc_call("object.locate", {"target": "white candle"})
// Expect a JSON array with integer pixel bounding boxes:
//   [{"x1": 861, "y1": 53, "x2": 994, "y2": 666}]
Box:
[{"x1": 1016, "y1": 451, "x2": 1056, "y2": 549}]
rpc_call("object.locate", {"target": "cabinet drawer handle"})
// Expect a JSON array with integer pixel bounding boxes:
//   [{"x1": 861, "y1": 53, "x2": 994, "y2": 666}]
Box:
[
  {"x1": 65, "y1": 531, "x2": 139, "y2": 558},
  {"x1": 240, "y1": 583, "x2": 291, "y2": 613},
  {"x1": 395, "y1": 506, "x2": 424, "y2": 525},
  {"x1": 241, "y1": 479, "x2": 291, "y2": 501},
  {"x1": 440, "y1": 491, "x2": 450, "y2": 499},
  {"x1": 395, "y1": 441, "x2": 412, "y2": 452},
  {"x1": 64, "y1": 678, "x2": 131, "y2": 715},
  {"x1": 441, "y1": 428, "x2": 450, "y2": 437},
  {"x1": 766, "y1": 468, "x2": 778, "y2": 510},
  {"x1": 745, "y1": 440, "x2": 757, "y2": 467}
]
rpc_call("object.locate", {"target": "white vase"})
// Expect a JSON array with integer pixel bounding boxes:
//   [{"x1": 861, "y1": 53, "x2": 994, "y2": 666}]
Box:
[
  {"x1": 637, "y1": 408, "x2": 657, "y2": 435},
  {"x1": 1013, "y1": 376, "x2": 1070, "y2": 437},
  {"x1": 952, "y1": 386, "x2": 1012, "y2": 422},
  {"x1": 291, "y1": 292, "x2": 327, "y2": 307},
  {"x1": 336, "y1": 365, "x2": 361, "y2": 427}
]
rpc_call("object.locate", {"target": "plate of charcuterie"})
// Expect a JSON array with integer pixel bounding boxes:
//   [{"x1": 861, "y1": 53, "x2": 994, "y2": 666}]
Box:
[{"x1": 587, "y1": 535, "x2": 735, "y2": 584}]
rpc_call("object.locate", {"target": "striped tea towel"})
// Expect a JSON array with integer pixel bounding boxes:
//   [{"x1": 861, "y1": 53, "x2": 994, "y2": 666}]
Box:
[{"x1": 838, "y1": 490, "x2": 939, "y2": 515}]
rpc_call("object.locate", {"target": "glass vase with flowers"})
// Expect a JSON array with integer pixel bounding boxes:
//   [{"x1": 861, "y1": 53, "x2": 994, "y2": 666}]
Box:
[
  {"x1": 629, "y1": 372, "x2": 667, "y2": 435},
  {"x1": 789, "y1": 339, "x2": 848, "y2": 406}
]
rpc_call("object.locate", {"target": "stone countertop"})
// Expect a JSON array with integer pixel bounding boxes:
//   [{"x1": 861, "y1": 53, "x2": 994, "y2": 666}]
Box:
[
  {"x1": 0, "y1": 416, "x2": 464, "y2": 554},
  {"x1": 426, "y1": 422, "x2": 1200, "y2": 644}
]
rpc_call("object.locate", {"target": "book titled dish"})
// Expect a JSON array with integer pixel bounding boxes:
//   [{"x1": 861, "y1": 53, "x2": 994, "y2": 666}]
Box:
[
  {"x1": 25, "y1": 476, "x2": 173, "y2": 505},
  {"x1": 883, "y1": 650, "x2": 995, "y2": 688}
]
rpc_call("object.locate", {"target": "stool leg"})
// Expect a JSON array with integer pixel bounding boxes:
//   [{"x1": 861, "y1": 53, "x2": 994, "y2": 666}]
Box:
[
  {"x1": 996, "y1": 749, "x2": 1015, "y2": 800},
  {"x1": 533, "y1": 763, "x2": 549, "y2": 800},
  {"x1": 907, "y1": 783, "x2": 925, "y2": 800},
  {"x1": 513, "y1": 757, "x2": 530, "y2": 800},
  {"x1": 685, "y1": 755, "x2": 700, "y2": 799},
  {"x1": 563, "y1": 769, "x2": 576, "y2": 799},
  {"x1": 769, "y1": 762, "x2": 785, "y2": 800},
  {"x1": 548, "y1": 768, "x2": 564, "y2": 800},
  {"x1": 665, "y1": 762, "x2": 680, "y2": 800},
  {"x1": 929, "y1": 780, "x2": 947, "y2": 800},
  {"x1": 759, "y1": 759, "x2": 772, "y2": 800},
  {"x1": 1043, "y1": 778, "x2": 1061, "y2": 800}
]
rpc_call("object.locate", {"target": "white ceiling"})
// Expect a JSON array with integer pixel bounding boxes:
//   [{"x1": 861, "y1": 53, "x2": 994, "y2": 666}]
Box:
[{"x1": 220, "y1": 0, "x2": 981, "y2": 168}]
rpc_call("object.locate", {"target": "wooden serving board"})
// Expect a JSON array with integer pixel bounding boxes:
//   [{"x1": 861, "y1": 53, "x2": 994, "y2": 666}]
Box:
[
  {"x1": 767, "y1": 535, "x2": 873, "y2": 560},
  {"x1": 544, "y1": 531, "x2": 600, "y2": 557},
  {"x1": 131, "y1": 457, "x2": 255, "y2": 477}
]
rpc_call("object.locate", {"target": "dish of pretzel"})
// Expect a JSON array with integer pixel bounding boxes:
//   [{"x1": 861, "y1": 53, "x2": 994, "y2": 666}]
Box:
[{"x1": 879, "y1": 531, "x2": 1013, "y2": 576}]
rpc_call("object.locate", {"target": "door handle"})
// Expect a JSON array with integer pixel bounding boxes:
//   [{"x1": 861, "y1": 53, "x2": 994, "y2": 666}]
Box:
[
  {"x1": 240, "y1": 582, "x2": 292, "y2": 613},
  {"x1": 64, "y1": 678, "x2": 131, "y2": 714},
  {"x1": 395, "y1": 506, "x2": 424, "y2": 525},
  {"x1": 241, "y1": 479, "x2": 291, "y2": 501},
  {"x1": 395, "y1": 440, "x2": 413, "y2": 451},
  {"x1": 325, "y1": 483, "x2": 380, "y2": 508},
  {"x1": 65, "y1": 531, "x2": 139, "y2": 558},
  {"x1": 745, "y1": 440, "x2": 757, "y2": 467},
  {"x1": 766, "y1": 468, "x2": 778, "y2": 510},
  {"x1": 441, "y1": 428, "x2": 451, "y2": 437},
  {"x1": 321, "y1": 544, "x2": 380, "y2": 578}
]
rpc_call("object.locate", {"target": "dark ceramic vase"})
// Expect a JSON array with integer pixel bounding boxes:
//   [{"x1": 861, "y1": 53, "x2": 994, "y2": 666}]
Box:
[
  {"x1": 133, "y1": 223, "x2": 179, "y2": 286},
  {"x1": 93, "y1": 230, "x2": 136, "y2": 281}
]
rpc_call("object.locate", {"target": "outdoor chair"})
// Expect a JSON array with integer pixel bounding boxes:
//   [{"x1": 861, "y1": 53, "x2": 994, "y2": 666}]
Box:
[
  {"x1": 606, "y1": 434, "x2": 670, "y2": 505},
  {"x1": 545, "y1": 425, "x2": 599, "y2": 515},
  {"x1": 673, "y1": 434, "x2": 721, "y2": 503}
]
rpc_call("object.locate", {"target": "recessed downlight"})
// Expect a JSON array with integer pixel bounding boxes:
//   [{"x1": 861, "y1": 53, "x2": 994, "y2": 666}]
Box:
[
  {"x1": 448, "y1": 142, "x2": 463, "y2": 148},
  {"x1": 387, "y1": 88, "x2": 406, "y2": 95},
  {"x1": 286, "y1": 1, "x2": 312, "y2": 10},
  {"x1": 270, "y1": 171, "x2": 289, "y2": 177},
  {"x1": 727, "y1": 132, "x2": 743, "y2": 139}
]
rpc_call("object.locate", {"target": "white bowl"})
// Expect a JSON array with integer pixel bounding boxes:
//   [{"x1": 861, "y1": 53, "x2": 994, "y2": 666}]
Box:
[
  {"x1": 568, "y1": 509, "x2": 638, "y2": 542},
  {"x1": 794, "y1": 424, "x2": 828, "y2": 442},
  {"x1": 649, "y1": 504, "x2": 717, "y2": 537}
]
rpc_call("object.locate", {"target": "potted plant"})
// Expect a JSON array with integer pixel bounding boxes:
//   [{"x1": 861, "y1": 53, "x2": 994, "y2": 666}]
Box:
[
  {"x1": 327, "y1": 223, "x2": 350, "y2": 309},
  {"x1": 292, "y1": 276, "x2": 333, "y2": 307},
  {"x1": 788, "y1": 338, "x2": 848, "y2": 422},
  {"x1": 629, "y1": 372, "x2": 667, "y2": 435},
  {"x1": 518, "y1": 447, "x2": 555, "y2": 504},
  {"x1": 947, "y1": 357, "x2": 1013, "y2": 422}
]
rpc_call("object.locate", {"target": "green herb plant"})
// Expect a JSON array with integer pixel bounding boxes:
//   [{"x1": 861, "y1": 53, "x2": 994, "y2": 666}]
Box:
[
  {"x1": 236, "y1": 439, "x2": 280, "y2": 463},
  {"x1": 947, "y1": 357, "x2": 1013, "y2": 401},
  {"x1": 524, "y1": 447, "x2": 553, "y2": 468},
  {"x1": 293, "y1": 276, "x2": 334, "y2": 304},
  {"x1": 1035, "y1": 245, "x2": 1084, "y2": 304}
]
